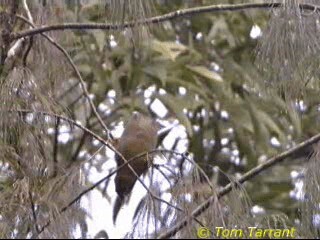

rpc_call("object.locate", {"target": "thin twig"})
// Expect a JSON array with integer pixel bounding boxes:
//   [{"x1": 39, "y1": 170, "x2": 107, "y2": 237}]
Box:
[
  {"x1": 157, "y1": 134, "x2": 320, "y2": 238},
  {"x1": 69, "y1": 108, "x2": 93, "y2": 166},
  {"x1": 21, "y1": 0, "x2": 34, "y2": 67},
  {"x1": 52, "y1": 117, "x2": 60, "y2": 177},
  {"x1": 22, "y1": 35, "x2": 33, "y2": 67},
  {"x1": 9, "y1": 3, "x2": 320, "y2": 41},
  {"x1": 28, "y1": 190, "x2": 40, "y2": 234},
  {"x1": 22, "y1": 0, "x2": 33, "y2": 23},
  {"x1": 15, "y1": 15, "x2": 113, "y2": 140},
  {"x1": 9, "y1": 109, "x2": 112, "y2": 148}
]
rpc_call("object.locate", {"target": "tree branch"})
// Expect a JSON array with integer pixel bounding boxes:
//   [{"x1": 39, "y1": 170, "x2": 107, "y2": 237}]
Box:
[
  {"x1": 52, "y1": 117, "x2": 60, "y2": 177},
  {"x1": 28, "y1": 190, "x2": 40, "y2": 234},
  {"x1": 157, "y1": 133, "x2": 320, "y2": 238},
  {"x1": 9, "y1": 2, "x2": 320, "y2": 41}
]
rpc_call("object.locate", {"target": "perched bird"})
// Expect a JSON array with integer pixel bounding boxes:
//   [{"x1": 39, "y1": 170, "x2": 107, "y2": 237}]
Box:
[{"x1": 113, "y1": 113, "x2": 159, "y2": 223}]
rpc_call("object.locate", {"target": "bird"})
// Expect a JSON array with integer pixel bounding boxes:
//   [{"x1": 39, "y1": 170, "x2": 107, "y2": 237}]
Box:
[{"x1": 113, "y1": 112, "x2": 159, "y2": 224}]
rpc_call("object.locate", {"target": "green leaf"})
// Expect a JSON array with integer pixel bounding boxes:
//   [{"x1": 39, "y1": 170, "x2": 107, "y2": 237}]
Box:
[
  {"x1": 256, "y1": 110, "x2": 286, "y2": 143},
  {"x1": 144, "y1": 64, "x2": 168, "y2": 86},
  {"x1": 92, "y1": 31, "x2": 106, "y2": 52},
  {"x1": 247, "y1": 100, "x2": 270, "y2": 151},
  {"x1": 186, "y1": 65, "x2": 223, "y2": 82},
  {"x1": 151, "y1": 40, "x2": 187, "y2": 61}
]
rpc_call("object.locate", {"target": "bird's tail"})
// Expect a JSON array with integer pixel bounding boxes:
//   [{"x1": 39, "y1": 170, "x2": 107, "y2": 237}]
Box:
[{"x1": 113, "y1": 195, "x2": 124, "y2": 224}]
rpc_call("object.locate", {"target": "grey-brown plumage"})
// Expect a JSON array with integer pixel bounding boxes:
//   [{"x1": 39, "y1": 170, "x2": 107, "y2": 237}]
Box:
[{"x1": 113, "y1": 113, "x2": 158, "y2": 223}]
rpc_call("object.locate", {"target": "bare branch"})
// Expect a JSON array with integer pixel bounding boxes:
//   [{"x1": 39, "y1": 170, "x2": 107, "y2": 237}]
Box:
[
  {"x1": 9, "y1": 3, "x2": 320, "y2": 41},
  {"x1": 52, "y1": 117, "x2": 60, "y2": 177},
  {"x1": 28, "y1": 190, "x2": 40, "y2": 234},
  {"x1": 22, "y1": 0, "x2": 33, "y2": 23},
  {"x1": 21, "y1": 0, "x2": 34, "y2": 67},
  {"x1": 158, "y1": 134, "x2": 320, "y2": 238}
]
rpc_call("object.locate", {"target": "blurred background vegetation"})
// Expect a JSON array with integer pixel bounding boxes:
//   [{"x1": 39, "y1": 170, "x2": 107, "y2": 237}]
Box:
[{"x1": 0, "y1": 0, "x2": 320, "y2": 238}]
